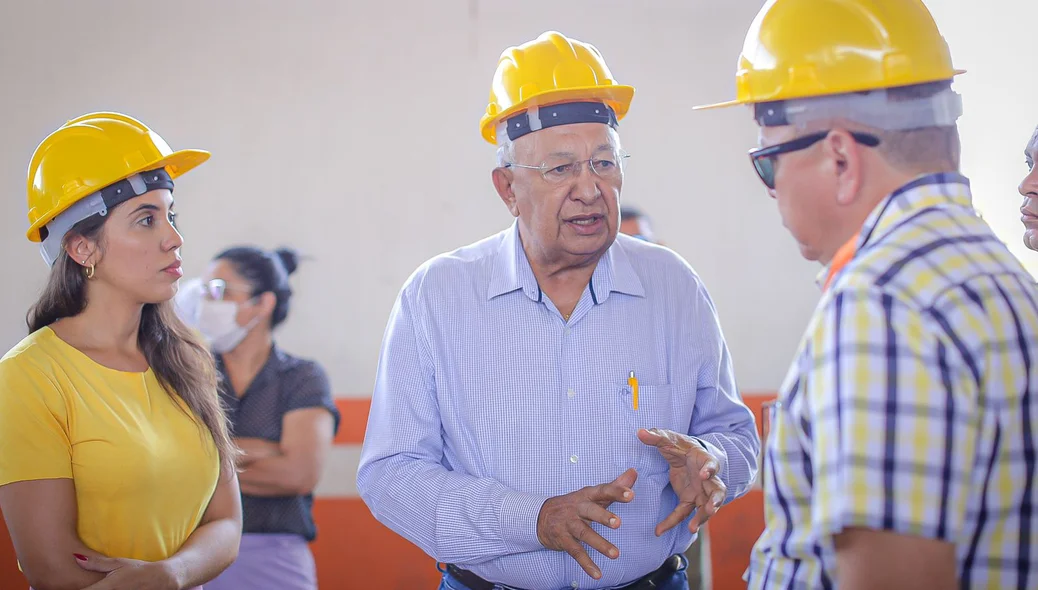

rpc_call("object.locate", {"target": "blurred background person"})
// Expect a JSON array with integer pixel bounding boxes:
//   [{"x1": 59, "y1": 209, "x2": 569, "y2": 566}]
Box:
[
  {"x1": 1020, "y1": 124, "x2": 1038, "y2": 251},
  {"x1": 0, "y1": 112, "x2": 241, "y2": 589},
  {"x1": 194, "y1": 246, "x2": 341, "y2": 590},
  {"x1": 619, "y1": 205, "x2": 658, "y2": 243},
  {"x1": 174, "y1": 275, "x2": 204, "y2": 328}
]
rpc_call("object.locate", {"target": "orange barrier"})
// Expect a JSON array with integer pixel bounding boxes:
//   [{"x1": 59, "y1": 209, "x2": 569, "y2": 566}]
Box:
[
  {"x1": 0, "y1": 393, "x2": 775, "y2": 589},
  {"x1": 332, "y1": 398, "x2": 372, "y2": 446}
]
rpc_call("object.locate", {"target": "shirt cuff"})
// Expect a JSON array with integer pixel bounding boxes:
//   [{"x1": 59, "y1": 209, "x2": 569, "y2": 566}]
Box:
[{"x1": 499, "y1": 490, "x2": 550, "y2": 553}]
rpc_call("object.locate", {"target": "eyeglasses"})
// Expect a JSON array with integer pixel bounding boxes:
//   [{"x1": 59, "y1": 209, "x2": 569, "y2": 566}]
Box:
[
  {"x1": 201, "y1": 278, "x2": 254, "y2": 301},
  {"x1": 505, "y1": 150, "x2": 629, "y2": 184},
  {"x1": 748, "y1": 130, "x2": 880, "y2": 189}
]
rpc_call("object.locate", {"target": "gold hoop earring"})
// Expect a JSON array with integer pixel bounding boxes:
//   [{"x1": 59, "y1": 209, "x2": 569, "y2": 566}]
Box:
[{"x1": 85, "y1": 263, "x2": 95, "y2": 279}]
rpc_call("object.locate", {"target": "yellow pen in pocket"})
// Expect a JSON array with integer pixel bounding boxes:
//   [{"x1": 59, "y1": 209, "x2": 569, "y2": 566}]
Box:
[{"x1": 628, "y1": 370, "x2": 639, "y2": 410}]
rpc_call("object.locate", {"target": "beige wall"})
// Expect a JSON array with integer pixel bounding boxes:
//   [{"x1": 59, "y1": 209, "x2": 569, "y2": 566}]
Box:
[
  {"x1": 925, "y1": 0, "x2": 1038, "y2": 274},
  {"x1": 0, "y1": 0, "x2": 1033, "y2": 401}
]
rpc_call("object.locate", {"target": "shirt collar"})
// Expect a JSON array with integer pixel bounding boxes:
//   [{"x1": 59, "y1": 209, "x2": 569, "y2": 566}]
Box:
[
  {"x1": 859, "y1": 172, "x2": 972, "y2": 250},
  {"x1": 487, "y1": 221, "x2": 541, "y2": 301},
  {"x1": 814, "y1": 172, "x2": 971, "y2": 291},
  {"x1": 599, "y1": 235, "x2": 646, "y2": 300},
  {"x1": 487, "y1": 221, "x2": 646, "y2": 302},
  {"x1": 813, "y1": 265, "x2": 830, "y2": 291},
  {"x1": 215, "y1": 342, "x2": 284, "y2": 397}
]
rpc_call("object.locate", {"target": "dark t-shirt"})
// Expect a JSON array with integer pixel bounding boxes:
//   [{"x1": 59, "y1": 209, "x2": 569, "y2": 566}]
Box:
[{"x1": 217, "y1": 344, "x2": 341, "y2": 541}]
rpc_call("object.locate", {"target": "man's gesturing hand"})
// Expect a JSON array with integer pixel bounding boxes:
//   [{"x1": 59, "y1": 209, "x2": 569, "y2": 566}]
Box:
[
  {"x1": 638, "y1": 427, "x2": 726, "y2": 536},
  {"x1": 536, "y1": 468, "x2": 638, "y2": 580}
]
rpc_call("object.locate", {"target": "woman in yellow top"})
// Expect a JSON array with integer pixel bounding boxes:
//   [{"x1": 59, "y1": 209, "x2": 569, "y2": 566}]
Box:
[{"x1": 0, "y1": 112, "x2": 243, "y2": 590}]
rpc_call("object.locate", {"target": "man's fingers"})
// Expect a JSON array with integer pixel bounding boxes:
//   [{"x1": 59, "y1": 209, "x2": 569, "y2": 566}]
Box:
[
  {"x1": 612, "y1": 467, "x2": 638, "y2": 490},
  {"x1": 562, "y1": 536, "x2": 604, "y2": 580},
  {"x1": 656, "y1": 475, "x2": 725, "y2": 536},
  {"x1": 636, "y1": 427, "x2": 664, "y2": 447},
  {"x1": 686, "y1": 480, "x2": 726, "y2": 533},
  {"x1": 699, "y1": 457, "x2": 720, "y2": 479},
  {"x1": 637, "y1": 428, "x2": 692, "y2": 450},
  {"x1": 639, "y1": 428, "x2": 706, "y2": 470},
  {"x1": 577, "y1": 502, "x2": 621, "y2": 530},
  {"x1": 570, "y1": 520, "x2": 620, "y2": 561},
  {"x1": 690, "y1": 509, "x2": 709, "y2": 532},
  {"x1": 654, "y1": 501, "x2": 695, "y2": 537},
  {"x1": 703, "y1": 478, "x2": 726, "y2": 507},
  {"x1": 688, "y1": 499, "x2": 719, "y2": 533},
  {"x1": 591, "y1": 479, "x2": 635, "y2": 506}
]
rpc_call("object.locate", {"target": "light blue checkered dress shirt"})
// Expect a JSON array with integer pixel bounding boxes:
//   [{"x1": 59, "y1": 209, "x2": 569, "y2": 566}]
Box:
[{"x1": 358, "y1": 222, "x2": 760, "y2": 589}]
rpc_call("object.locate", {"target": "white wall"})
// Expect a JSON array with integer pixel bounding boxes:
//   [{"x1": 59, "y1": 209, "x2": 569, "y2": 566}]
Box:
[
  {"x1": 0, "y1": 0, "x2": 1031, "y2": 399},
  {"x1": 925, "y1": 0, "x2": 1038, "y2": 275}
]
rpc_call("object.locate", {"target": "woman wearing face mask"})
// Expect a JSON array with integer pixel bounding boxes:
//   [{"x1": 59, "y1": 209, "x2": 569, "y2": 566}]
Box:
[
  {"x1": 195, "y1": 246, "x2": 340, "y2": 590},
  {"x1": 0, "y1": 112, "x2": 242, "y2": 589}
]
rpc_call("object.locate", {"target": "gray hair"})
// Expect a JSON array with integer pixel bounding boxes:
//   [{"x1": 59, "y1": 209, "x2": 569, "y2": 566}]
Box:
[{"x1": 496, "y1": 121, "x2": 516, "y2": 168}]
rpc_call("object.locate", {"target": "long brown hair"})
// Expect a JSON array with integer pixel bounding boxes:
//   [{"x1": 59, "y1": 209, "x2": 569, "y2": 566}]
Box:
[{"x1": 26, "y1": 210, "x2": 238, "y2": 476}]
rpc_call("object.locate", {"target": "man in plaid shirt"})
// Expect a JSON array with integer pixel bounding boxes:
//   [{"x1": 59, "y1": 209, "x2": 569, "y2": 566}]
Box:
[{"x1": 697, "y1": 0, "x2": 1038, "y2": 588}]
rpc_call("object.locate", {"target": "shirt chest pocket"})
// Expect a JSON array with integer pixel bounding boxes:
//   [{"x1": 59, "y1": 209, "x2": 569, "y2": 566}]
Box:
[{"x1": 610, "y1": 383, "x2": 697, "y2": 476}]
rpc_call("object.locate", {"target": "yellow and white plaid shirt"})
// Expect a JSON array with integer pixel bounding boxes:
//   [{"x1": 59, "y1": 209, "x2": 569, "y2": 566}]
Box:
[{"x1": 747, "y1": 173, "x2": 1038, "y2": 589}]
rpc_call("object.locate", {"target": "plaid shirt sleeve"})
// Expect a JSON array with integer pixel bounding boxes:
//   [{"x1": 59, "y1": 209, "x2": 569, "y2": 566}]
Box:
[{"x1": 804, "y1": 285, "x2": 982, "y2": 542}]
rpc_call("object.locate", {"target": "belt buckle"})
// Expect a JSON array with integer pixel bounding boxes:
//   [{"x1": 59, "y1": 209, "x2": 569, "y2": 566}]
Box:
[
  {"x1": 670, "y1": 553, "x2": 688, "y2": 572},
  {"x1": 625, "y1": 554, "x2": 687, "y2": 589}
]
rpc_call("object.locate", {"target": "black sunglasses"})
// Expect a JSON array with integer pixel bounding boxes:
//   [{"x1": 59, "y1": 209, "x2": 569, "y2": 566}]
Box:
[{"x1": 748, "y1": 130, "x2": 881, "y2": 189}]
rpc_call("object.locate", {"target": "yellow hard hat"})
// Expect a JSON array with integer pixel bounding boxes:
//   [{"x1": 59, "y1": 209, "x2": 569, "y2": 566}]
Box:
[
  {"x1": 26, "y1": 112, "x2": 210, "y2": 243},
  {"x1": 695, "y1": 0, "x2": 964, "y2": 110},
  {"x1": 479, "y1": 31, "x2": 635, "y2": 144}
]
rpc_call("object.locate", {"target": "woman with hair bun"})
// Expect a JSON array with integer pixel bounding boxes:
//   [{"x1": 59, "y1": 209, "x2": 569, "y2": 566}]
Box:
[{"x1": 196, "y1": 245, "x2": 340, "y2": 590}]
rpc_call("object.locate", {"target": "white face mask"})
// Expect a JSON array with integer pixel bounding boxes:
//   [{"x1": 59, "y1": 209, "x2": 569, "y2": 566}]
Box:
[
  {"x1": 173, "y1": 277, "x2": 204, "y2": 328},
  {"x1": 197, "y1": 299, "x2": 258, "y2": 354}
]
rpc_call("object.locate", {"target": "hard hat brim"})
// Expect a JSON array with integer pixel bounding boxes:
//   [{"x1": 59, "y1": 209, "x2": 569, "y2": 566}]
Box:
[
  {"x1": 691, "y1": 99, "x2": 745, "y2": 111},
  {"x1": 692, "y1": 69, "x2": 967, "y2": 113},
  {"x1": 25, "y1": 147, "x2": 211, "y2": 242},
  {"x1": 157, "y1": 148, "x2": 211, "y2": 180}
]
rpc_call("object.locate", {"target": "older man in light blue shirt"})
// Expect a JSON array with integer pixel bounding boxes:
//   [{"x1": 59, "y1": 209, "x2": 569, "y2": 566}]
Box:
[{"x1": 358, "y1": 31, "x2": 759, "y2": 590}]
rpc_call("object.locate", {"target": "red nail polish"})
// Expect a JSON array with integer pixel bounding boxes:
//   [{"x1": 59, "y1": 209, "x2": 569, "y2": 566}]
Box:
[{"x1": 74, "y1": 553, "x2": 87, "y2": 561}]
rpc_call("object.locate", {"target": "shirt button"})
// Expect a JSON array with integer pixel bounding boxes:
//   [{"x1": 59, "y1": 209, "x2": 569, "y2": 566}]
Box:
[
  {"x1": 570, "y1": 455, "x2": 578, "y2": 464},
  {"x1": 571, "y1": 583, "x2": 579, "y2": 589},
  {"x1": 567, "y1": 388, "x2": 575, "y2": 398}
]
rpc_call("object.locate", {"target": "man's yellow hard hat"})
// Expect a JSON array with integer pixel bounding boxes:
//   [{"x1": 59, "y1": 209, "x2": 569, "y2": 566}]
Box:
[
  {"x1": 695, "y1": 0, "x2": 964, "y2": 110},
  {"x1": 480, "y1": 31, "x2": 635, "y2": 145}
]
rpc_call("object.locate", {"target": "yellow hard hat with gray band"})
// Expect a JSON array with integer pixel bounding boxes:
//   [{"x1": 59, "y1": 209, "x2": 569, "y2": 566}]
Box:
[
  {"x1": 479, "y1": 31, "x2": 635, "y2": 145},
  {"x1": 26, "y1": 112, "x2": 209, "y2": 265},
  {"x1": 694, "y1": 0, "x2": 965, "y2": 113}
]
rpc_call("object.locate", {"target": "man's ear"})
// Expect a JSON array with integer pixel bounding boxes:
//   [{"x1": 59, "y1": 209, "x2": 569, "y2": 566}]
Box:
[
  {"x1": 825, "y1": 129, "x2": 865, "y2": 207},
  {"x1": 492, "y1": 167, "x2": 520, "y2": 217},
  {"x1": 63, "y1": 234, "x2": 98, "y2": 267}
]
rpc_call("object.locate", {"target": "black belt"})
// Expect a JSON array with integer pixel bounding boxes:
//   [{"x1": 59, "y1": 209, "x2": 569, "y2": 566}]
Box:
[{"x1": 443, "y1": 554, "x2": 687, "y2": 590}]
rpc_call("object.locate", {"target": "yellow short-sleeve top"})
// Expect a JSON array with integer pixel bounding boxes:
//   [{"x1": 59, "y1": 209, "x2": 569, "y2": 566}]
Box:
[{"x1": 0, "y1": 326, "x2": 220, "y2": 561}]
